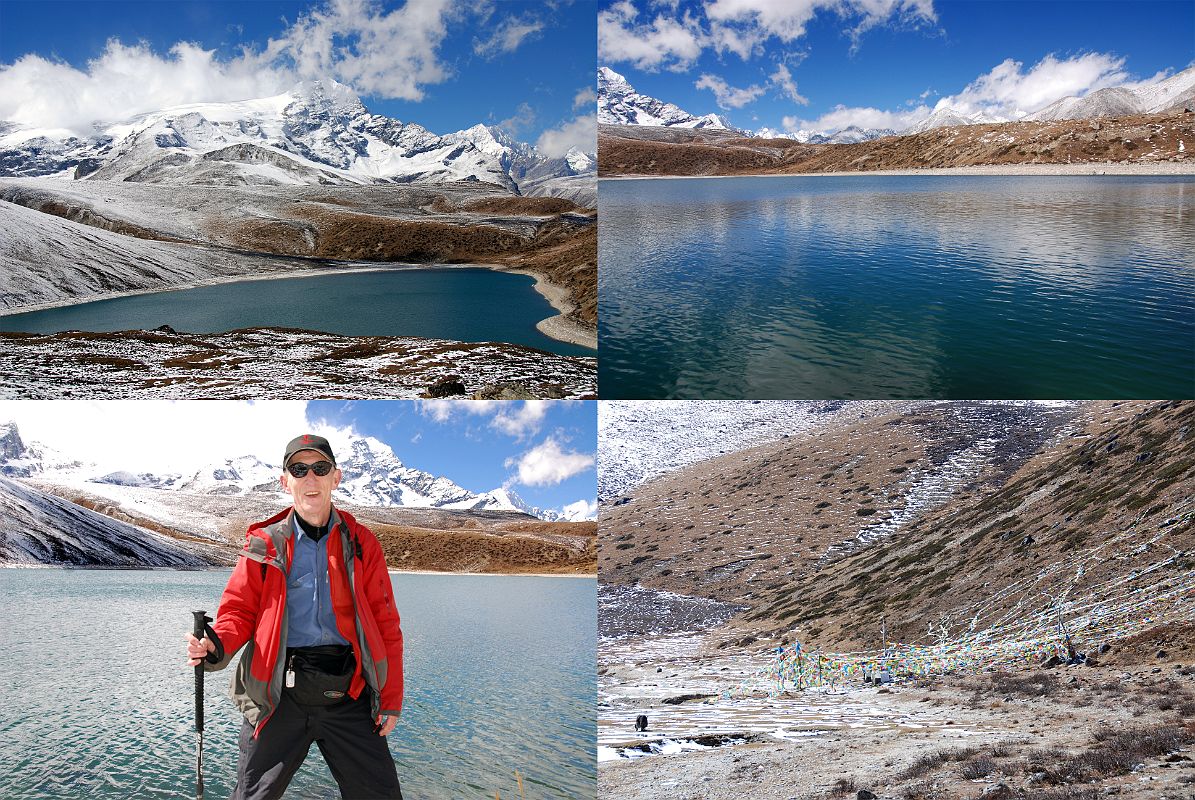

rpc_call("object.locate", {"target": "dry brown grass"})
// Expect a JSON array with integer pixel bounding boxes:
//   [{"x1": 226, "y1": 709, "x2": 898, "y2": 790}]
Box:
[
  {"x1": 458, "y1": 197, "x2": 585, "y2": 215},
  {"x1": 370, "y1": 522, "x2": 596, "y2": 574},
  {"x1": 599, "y1": 110, "x2": 1194, "y2": 176}
]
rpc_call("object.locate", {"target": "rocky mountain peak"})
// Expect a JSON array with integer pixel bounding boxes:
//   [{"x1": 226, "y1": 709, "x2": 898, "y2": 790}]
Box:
[
  {"x1": 597, "y1": 65, "x2": 737, "y2": 131},
  {"x1": 285, "y1": 79, "x2": 367, "y2": 118},
  {"x1": 0, "y1": 422, "x2": 27, "y2": 461},
  {"x1": 0, "y1": 420, "x2": 25, "y2": 459}
]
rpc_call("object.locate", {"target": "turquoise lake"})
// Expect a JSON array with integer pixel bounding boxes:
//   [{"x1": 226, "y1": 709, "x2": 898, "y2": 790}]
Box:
[
  {"x1": 0, "y1": 570, "x2": 596, "y2": 799},
  {"x1": 598, "y1": 175, "x2": 1195, "y2": 399},
  {"x1": 0, "y1": 267, "x2": 595, "y2": 357}
]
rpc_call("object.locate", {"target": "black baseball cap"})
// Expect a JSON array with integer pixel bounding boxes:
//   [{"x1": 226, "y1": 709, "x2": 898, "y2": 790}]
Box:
[{"x1": 284, "y1": 434, "x2": 336, "y2": 467}]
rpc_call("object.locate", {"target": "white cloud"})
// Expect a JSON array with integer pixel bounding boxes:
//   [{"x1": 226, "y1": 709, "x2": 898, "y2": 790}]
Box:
[
  {"x1": 490, "y1": 401, "x2": 552, "y2": 437},
  {"x1": 536, "y1": 113, "x2": 596, "y2": 157},
  {"x1": 496, "y1": 101, "x2": 537, "y2": 135},
  {"x1": 267, "y1": 0, "x2": 460, "y2": 101},
  {"x1": 601, "y1": 0, "x2": 936, "y2": 71},
  {"x1": 416, "y1": 400, "x2": 564, "y2": 439},
  {"x1": 705, "y1": 0, "x2": 822, "y2": 43},
  {"x1": 0, "y1": 0, "x2": 467, "y2": 136},
  {"x1": 473, "y1": 14, "x2": 545, "y2": 59},
  {"x1": 0, "y1": 41, "x2": 287, "y2": 134},
  {"x1": 769, "y1": 62, "x2": 808, "y2": 105},
  {"x1": 706, "y1": 0, "x2": 936, "y2": 53},
  {"x1": 784, "y1": 52, "x2": 1135, "y2": 134},
  {"x1": 937, "y1": 52, "x2": 1129, "y2": 118},
  {"x1": 707, "y1": 22, "x2": 766, "y2": 60},
  {"x1": 0, "y1": 400, "x2": 317, "y2": 473},
  {"x1": 560, "y1": 498, "x2": 598, "y2": 520},
  {"x1": 695, "y1": 73, "x2": 766, "y2": 109},
  {"x1": 785, "y1": 102, "x2": 928, "y2": 133},
  {"x1": 506, "y1": 436, "x2": 594, "y2": 486},
  {"x1": 598, "y1": 1, "x2": 706, "y2": 71},
  {"x1": 573, "y1": 86, "x2": 598, "y2": 110}
]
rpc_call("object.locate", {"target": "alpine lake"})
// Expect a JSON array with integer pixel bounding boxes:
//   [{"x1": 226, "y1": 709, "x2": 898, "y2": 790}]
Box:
[
  {"x1": 0, "y1": 569, "x2": 596, "y2": 799},
  {"x1": 0, "y1": 267, "x2": 596, "y2": 358},
  {"x1": 599, "y1": 174, "x2": 1195, "y2": 398}
]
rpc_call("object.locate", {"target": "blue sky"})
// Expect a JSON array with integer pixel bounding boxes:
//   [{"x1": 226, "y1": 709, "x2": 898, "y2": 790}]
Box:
[
  {"x1": 0, "y1": 400, "x2": 597, "y2": 518},
  {"x1": 308, "y1": 400, "x2": 597, "y2": 514},
  {"x1": 599, "y1": 0, "x2": 1195, "y2": 133},
  {"x1": 0, "y1": 0, "x2": 597, "y2": 153}
]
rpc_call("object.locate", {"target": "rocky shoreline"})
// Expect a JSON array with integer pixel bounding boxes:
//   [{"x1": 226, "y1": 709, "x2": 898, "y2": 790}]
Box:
[
  {"x1": 0, "y1": 326, "x2": 596, "y2": 399},
  {"x1": 602, "y1": 160, "x2": 1195, "y2": 180}
]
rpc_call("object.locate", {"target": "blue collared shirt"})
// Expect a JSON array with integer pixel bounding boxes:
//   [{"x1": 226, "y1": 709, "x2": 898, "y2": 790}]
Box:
[{"x1": 285, "y1": 514, "x2": 350, "y2": 648}]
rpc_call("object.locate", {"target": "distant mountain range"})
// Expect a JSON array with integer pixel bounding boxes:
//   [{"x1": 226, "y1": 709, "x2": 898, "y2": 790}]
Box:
[
  {"x1": 0, "y1": 79, "x2": 594, "y2": 198},
  {"x1": 598, "y1": 64, "x2": 1195, "y2": 143},
  {"x1": 0, "y1": 422, "x2": 593, "y2": 522}
]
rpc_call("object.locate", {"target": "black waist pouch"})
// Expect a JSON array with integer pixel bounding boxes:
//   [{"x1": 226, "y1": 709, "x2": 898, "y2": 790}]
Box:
[{"x1": 285, "y1": 645, "x2": 355, "y2": 706}]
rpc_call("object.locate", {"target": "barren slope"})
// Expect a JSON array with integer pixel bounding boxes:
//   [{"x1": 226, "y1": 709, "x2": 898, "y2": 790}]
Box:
[
  {"x1": 598, "y1": 112, "x2": 1195, "y2": 176},
  {"x1": 751, "y1": 400, "x2": 1194, "y2": 650},
  {"x1": 32, "y1": 481, "x2": 595, "y2": 574},
  {"x1": 601, "y1": 401, "x2": 1194, "y2": 649},
  {"x1": 601, "y1": 403, "x2": 1077, "y2": 607},
  {"x1": 0, "y1": 475, "x2": 229, "y2": 567}
]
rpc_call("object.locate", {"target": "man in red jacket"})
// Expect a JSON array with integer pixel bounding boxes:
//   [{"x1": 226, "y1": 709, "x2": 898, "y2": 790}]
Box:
[{"x1": 187, "y1": 434, "x2": 404, "y2": 800}]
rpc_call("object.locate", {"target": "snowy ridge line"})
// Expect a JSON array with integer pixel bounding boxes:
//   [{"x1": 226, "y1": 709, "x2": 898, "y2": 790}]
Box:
[
  {"x1": 598, "y1": 401, "x2": 915, "y2": 502},
  {"x1": 0, "y1": 79, "x2": 595, "y2": 198},
  {"x1": 1, "y1": 422, "x2": 597, "y2": 521}
]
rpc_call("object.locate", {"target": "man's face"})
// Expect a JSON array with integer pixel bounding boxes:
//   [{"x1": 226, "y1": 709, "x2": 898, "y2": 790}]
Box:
[{"x1": 280, "y1": 449, "x2": 342, "y2": 526}]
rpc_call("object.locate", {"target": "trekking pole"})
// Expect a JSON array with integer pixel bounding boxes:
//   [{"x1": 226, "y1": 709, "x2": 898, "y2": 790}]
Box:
[
  {"x1": 191, "y1": 611, "x2": 223, "y2": 800},
  {"x1": 193, "y1": 610, "x2": 210, "y2": 800}
]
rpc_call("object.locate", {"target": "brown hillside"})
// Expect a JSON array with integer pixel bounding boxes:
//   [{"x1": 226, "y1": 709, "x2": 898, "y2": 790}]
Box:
[
  {"x1": 370, "y1": 520, "x2": 596, "y2": 574},
  {"x1": 42, "y1": 484, "x2": 595, "y2": 575},
  {"x1": 598, "y1": 111, "x2": 1194, "y2": 176},
  {"x1": 753, "y1": 400, "x2": 1195, "y2": 649},
  {"x1": 601, "y1": 401, "x2": 1194, "y2": 651},
  {"x1": 600, "y1": 402, "x2": 1075, "y2": 606}
]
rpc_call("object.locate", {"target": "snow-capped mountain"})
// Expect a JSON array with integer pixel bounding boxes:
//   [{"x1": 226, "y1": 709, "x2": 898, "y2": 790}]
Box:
[
  {"x1": 0, "y1": 422, "x2": 590, "y2": 520},
  {"x1": 0, "y1": 422, "x2": 81, "y2": 477},
  {"x1": 1027, "y1": 67, "x2": 1195, "y2": 121},
  {"x1": 0, "y1": 80, "x2": 595, "y2": 197},
  {"x1": 903, "y1": 107, "x2": 986, "y2": 134},
  {"x1": 815, "y1": 125, "x2": 897, "y2": 144},
  {"x1": 597, "y1": 67, "x2": 740, "y2": 130},
  {"x1": 0, "y1": 473, "x2": 222, "y2": 567},
  {"x1": 752, "y1": 125, "x2": 895, "y2": 144}
]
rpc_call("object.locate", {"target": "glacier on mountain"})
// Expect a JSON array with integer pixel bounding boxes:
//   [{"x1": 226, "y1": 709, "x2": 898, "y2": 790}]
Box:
[{"x1": 0, "y1": 79, "x2": 595, "y2": 198}]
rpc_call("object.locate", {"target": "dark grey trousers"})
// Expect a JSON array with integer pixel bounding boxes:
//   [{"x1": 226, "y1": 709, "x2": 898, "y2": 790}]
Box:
[{"x1": 233, "y1": 691, "x2": 402, "y2": 800}]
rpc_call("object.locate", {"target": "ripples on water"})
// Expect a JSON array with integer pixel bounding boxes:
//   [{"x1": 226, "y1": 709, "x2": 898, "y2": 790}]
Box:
[
  {"x1": 599, "y1": 175, "x2": 1195, "y2": 398},
  {"x1": 0, "y1": 571, "x2": 595, "y2": 799}
]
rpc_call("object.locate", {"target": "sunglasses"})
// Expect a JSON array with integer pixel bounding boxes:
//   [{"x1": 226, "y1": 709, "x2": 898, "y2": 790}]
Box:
[{"x1": 286, "y1": 461, "x2": 335, "y2": 478}]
